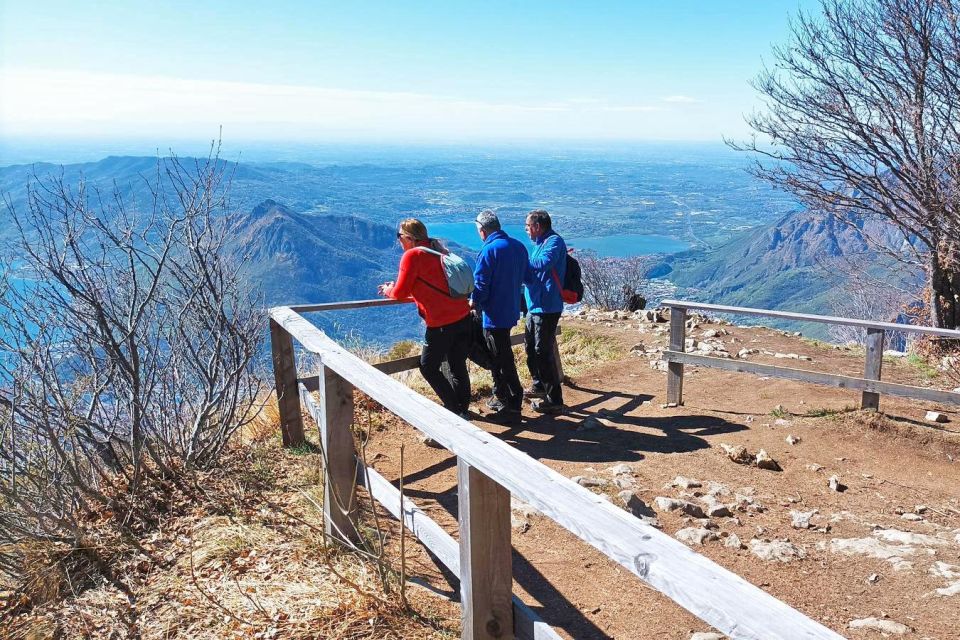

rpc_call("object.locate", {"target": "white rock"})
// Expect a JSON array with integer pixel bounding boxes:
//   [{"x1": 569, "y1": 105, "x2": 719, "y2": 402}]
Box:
[
  {"x1": 671, "y1": 475, "x2": 702, "y2": 489},
  {"x1": 774, "y1": 418, "x2": 792, "y2": 427},
  {"x1": 572, "y1": 476, "x2": 607, "y2": 488},
  {"x1": 675, "y1": 527, "x2": 717, "y2": 546},
  {"x1": 829, "y1": 537, "x2": 920, "y2": 571},
  {"x1": 931, "y1": 561, "x2": 960, "y2": 580},
  {"x1": 873, "y1": 528, "x2": 946, "y2": 546},
  {"x1": 900, "y1": 513, "x2": 923, "y2": 521},
  {"x1": 724, "y1": 533, "x2": 744, "y2": 550},
  {"x1": 828, "y1": 475, "x2": 846, "y2": 492},
  {"x1": 791, "y1": 509, "x2": 818, "y2": 529},
  {"x1": 755, "y1": 449, "x2": 781, "y2": 471},
  {"x1": 935, "y1": 581, "x2": 960, "y2": 597},
  {"x1": 848, "y1": 617, "x2": 911, "y2": 635},
  {"x1": 606, "y1": 463, "x2": 634, "y2": 476},
  {"x1": 511, "y1": 513, "x2": 531, "y2": 533},
  {"x1": 700, "y1": 495, "x2": 733, "y2": 518},
  {"x1": 650, "y1": 359, "x2": 668, "y2": 372},
  {"x1": 749, "y1": 539, "x2": 806, "y2": 562},
  {"x1": 925, "y1": 410, "x2": 949, "y2": 423},
  {"x1": 654, "y1": 497, "x2": 706, "y2": 518},
  {"x1": 689, "y1": 633, "x2": 726, "y2": 640},
  {"x1": 785, "y1": 434, "x2": 801, "y2": 445},
  {"x1": 510, "y1": 497, "x2": 540, "y2": 518}
]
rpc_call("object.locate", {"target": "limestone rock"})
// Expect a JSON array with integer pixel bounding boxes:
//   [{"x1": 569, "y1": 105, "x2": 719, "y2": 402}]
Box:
[
  {"x1": 675, "y1": 527, "x2": 717, "y2": 546},
  {"x1": 572, "y1": 476, "x2": 607, "y2": 488},
  {"x1": 848, "y1": 617, "x2": 911, "y2": 635},
  {"x1": 755, "y1": 449, "x2": 782, "y2": 471},
  {"x1": 700, "y1": 495, "x2": 733, "y2": 518},
  {"x1": 791, "y1": 509, "x2": 817, "y2": 529},
  {"x1": 926, "y1": 410, "x2": 949, "y2": 423},
  {"x1": 511, "y1": 513, "x2": 531, "y2": 533},
  {"x1": 654, "y1": 497, "x2": 706, "y2": 518},
  {"x1": 720, "y1": 443, "x2": 752, "y2": 465},
  {"x1": 785, "y1": 434, "x2": 801, "y2": 445},
  {"x1": 724, "y1": 533, "x2": 744, "y2": 550},
  {"x1": 690, "y1": 634, "x2": 726, "y2": 640},
  {"x1": 749, "y1": 539, "x2": 806, "y2": 562},
  {"x1": 828, "y1": 475, "x2": 847, "y2": 492},
  {"x1": 670, "y1": 475, "x2": 702, "y2": 489}
]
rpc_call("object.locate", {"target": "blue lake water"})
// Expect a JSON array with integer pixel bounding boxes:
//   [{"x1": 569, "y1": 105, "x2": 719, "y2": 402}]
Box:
[{"x1": 427, "y1": 223, "x2": 690, "y2": 257}]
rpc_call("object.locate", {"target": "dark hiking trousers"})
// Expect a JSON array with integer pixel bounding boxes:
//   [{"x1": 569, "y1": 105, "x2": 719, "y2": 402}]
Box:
[
  {"x1": 484, "y1": 327, "x2": 523, "y2": 410},
  {"x1": 420, "y1": 315, "x2": 472, "y2": 413},
  {"x1": 524, "y1": 312, "x2": 563, "y2": 405}
]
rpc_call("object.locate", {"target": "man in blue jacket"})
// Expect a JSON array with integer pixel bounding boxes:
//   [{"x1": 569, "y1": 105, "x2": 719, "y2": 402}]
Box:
[
  {"x1": 471, "y1": 210, "x2": 529, "y2": 422},
  {"x1": 523, "y1": 209, "x2": 566, "y2": 413}
]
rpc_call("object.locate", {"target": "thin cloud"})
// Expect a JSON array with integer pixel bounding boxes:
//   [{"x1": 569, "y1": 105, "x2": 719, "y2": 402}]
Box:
[{"x1": 661, "y1": 95, "x2": 700, "y2": 104}]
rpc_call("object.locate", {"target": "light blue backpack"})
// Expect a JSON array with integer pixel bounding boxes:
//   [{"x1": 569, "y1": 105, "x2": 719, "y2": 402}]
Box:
[{"x1": 417, "y1": 247, "x2": 475, "y2": 299}]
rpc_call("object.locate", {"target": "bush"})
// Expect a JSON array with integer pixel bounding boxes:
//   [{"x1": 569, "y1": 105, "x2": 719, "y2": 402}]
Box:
[
  {"x1": 577, "y1": 250, "x2": 655, "y2": 311},
  {"x1": 0, "y1": 147, "x2": 264, "y2": 590}
]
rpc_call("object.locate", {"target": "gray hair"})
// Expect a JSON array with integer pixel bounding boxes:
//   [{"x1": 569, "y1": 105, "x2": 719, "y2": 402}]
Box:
[{"x1": 475, "y1": 209, "x2": 501, "y2": 232}]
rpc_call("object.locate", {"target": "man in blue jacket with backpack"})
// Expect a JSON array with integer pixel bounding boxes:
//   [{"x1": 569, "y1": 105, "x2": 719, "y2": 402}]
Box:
[
  {"x1": 471, "y1": 210, "x2": 529, "y2": 422},
  {"x1": 523, "y1": 209, "x2": 567, "y2": 414}
]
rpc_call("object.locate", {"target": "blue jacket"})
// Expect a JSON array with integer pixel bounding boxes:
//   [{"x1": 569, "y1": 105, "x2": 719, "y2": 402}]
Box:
[
  {"x1": 472, "y1": 230, "x2": 529, "y2": 329},
  {"x1": 524, "y1": 229, "x2": 567, "y2": 314}
]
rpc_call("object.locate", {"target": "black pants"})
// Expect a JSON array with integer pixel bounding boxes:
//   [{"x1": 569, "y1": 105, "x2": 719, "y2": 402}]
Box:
[
  {"x1": 484, "y1": 327, "x2": 523, "y2": 410},
  {"x1": 524, "y1": 312, "x2": 562, "y2": 404},
  {"x1": 420, "y1": 315, "x2": 472, "y2": 413}
]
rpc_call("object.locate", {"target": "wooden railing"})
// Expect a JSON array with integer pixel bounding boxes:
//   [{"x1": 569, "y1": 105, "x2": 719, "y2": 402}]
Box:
[
  {"x1": 268, "y1": 299, "x2": 842, "y2": 640},
  {"x1": 661, "y1": 299, "x2": 960, "y2": 410}
]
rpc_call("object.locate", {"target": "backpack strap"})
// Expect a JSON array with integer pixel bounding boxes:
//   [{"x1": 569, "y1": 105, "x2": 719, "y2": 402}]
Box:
[
  {"x1": 412, "y1": 247, "x2": 452, "y2": 297},
  {"x1": 551, "y1": 267, "x2": 563, "y2": 291}
]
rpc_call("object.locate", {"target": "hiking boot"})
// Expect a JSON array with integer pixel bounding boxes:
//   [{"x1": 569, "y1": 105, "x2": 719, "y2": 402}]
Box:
[
  {"x1": 523, "y1": 385, "x2": 546, "y2": 399},
  {"x1": 531, "y1": 399, "x2": 564, "y2": 415},
  {"x1": 487, "y1": 407, "x2": 521, "y2": 423}
]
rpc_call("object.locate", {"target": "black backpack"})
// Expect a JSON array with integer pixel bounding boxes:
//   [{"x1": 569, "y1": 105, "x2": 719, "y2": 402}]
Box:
[{"x1": 551, "y1": 252, "x2": 584, "y2": 304}]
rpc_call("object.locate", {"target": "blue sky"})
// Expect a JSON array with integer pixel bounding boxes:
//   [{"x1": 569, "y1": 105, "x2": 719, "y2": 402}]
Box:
[{"x1": 0, "y1": 0, "x2": 815, "y2": 143}]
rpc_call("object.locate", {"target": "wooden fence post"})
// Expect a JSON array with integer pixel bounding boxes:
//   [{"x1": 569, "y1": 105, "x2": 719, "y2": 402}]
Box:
[
  {"x1": 458, "y1": 459, "x2": 514, "y2": 640},
  {"x1": 862, "y1": 328, "x2": 885, "y2": 411},
  {"x1": 666, "y1": 307, "x2": 687, "y2": 405},
  {"x1": 270, "y1": 318, "x2": 305, "y2": 447},
  {"x1": 320, "y1": 363, "x2": 360, "y2": 544}
]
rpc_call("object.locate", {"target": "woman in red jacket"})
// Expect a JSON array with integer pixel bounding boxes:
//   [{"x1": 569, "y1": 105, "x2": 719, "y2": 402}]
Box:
[{"x1": 378, "y1": 218, "x2": 472, "y2": 417}]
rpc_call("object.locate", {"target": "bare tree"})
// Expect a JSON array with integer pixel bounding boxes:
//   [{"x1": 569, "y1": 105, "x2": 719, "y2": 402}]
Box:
[
  {"x1": 732, "y1": 0, "x2": 960, "y2": 328},
  {"x1": 0, "y1": 146, "x2": 264, "y2": 589},
  {"x1": 578, "y1": 251, "x2": 655, "y2": 311}
]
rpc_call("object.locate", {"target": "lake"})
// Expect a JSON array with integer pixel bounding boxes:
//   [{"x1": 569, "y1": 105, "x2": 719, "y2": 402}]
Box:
[{"x1": 426, "y1": 222, "x2": 690, "y2": 257}]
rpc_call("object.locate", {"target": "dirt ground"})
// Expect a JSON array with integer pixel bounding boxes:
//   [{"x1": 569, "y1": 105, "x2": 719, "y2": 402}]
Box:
[{"x1": 363, "y1": 313, "x2": 960, "y2": 640}]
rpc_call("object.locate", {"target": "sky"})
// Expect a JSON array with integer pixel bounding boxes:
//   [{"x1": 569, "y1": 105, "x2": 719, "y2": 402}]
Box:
[{"x1": 0, "y1": 0, "x2": 816, "y2": 146}]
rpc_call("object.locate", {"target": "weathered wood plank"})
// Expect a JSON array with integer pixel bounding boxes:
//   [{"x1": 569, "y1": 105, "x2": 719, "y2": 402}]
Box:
[
  {"x1": 666, "y1": 307, "x2": 687, "y2": 405},
  {"x1": 288, "y1": 298, "x2": 412, "y2": 313},
  {"x1": 459, "y1": 460, "x2": 514, "y2": 640},
  {"x1": 663, "y1": 299, "x2": 960, "y2": 338},
  {"x1": 319, "y1": 363, "x2": 360, "y2": 544},
  {"x1": 358, "y1": 463, "x2": 562, "y2": 640},
  {"x1": 269, "y1": 318, "x2": 305, "y2": 447},
  {"x1": 663, "y1": 350, "x2": 960, "y2": 406},
  {"x1": 271, "y1": 306, "x2": 843, "y2": 640},
  {"x1": 862, "y1": 328, "x2": 885, "y2": 411}
]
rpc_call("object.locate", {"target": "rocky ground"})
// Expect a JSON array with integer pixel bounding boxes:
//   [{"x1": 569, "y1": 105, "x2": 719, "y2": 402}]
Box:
[{"x1": 363, "y1": 307, "x2": 960, "y2": 640}]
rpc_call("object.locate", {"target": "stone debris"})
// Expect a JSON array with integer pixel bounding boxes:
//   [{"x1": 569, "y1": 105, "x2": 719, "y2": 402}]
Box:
[
  {"x1": 650, "y1": 359, "x2": 669, "y2": 372},
  {"x1": 606, "y1": 463, "x2": 634, "y2": 476},
  {"x1": 737, "y1": 348, "x2": 759, "y2": 359},
  {"x1": 572, "y1": 476, "x2": 608, "y2": 488},
  {"x1": 807, "y1": 463, "x2": 824, "y2": 472},
  {"x1": 700, "y1": 495, "x2": 733, "y2": 518},
  {"x1": 720, "y1": 443, "x2": 753, "y2": 465},
  {"x1": 654, "y1": 497, "x2": 706, "y2": 518},
  {"x1": 785, "y1": 434, "x2": 801, "y2": 445},
  {"x1": 705, "y1": 481, "x2": 731, "y2": 497},
  {"x1": 925, "y1": 410, "x2": 949, "y2": 423},
  {"x1": 689, "y1": 633, "x2": 726, "y2": 640},
  {"x1": 873, "y1": 529, "x2": 946, "y2": 547},
  {"x1": 670, "y1": 475, "x2": 702, "y2": 489},
  {"x1": 675, "y1": 527, "x2": 718, "y2": 546},
  {"x1": 930, "y1": 561, "x2": 960, "y2": 580},
  {"x1": 867, "y1": 573, "x2": 880, "y2": 584},
  {"x1": 901, "y1": 513, "x2": 923, "y2": 521},
  {"x1": 828, "y1": 475, "x2": 847, "y2": 492},
  {"x1": 612, "y1": 476, "x2": 635, "y2": 489},
  {"x1": 755, "y1": 449, "x2": 782, "y2": 471},
  {"x1": 749, "y1": 539, "x2": 806, "y2": 562},
  {"x1": 934, "y1": 581, "x2": 960, "y2": 597},
  {"x1": 511, "y1": 513, "x2": 531, "y2": 533},
  {"x1": 773, "y1": 418, "x2": 792, "y2": 427},
  {"x1": 791, "y1": 509, "x2": 818, "y2": 529},
  {"x1": 618, "y1": 491, "x2": 660, "y2": 526},
  {"x1": 724, "y1": 533, "x2": 744, "y2": 550},
  {"x1": 829, "y1": 536, "x2": 929, "y2": 571},
  {"x1": 848, "y1": 617, "x2": 911, "y2": 635},
  {"x1": 510, "y1": 497, "x2": 540, "y2": 518}
]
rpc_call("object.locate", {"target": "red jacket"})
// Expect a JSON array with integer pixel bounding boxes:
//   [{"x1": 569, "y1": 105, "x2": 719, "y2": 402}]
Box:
[{"x1": 387, "y1": 242, "x2": 470, "y2": 328}]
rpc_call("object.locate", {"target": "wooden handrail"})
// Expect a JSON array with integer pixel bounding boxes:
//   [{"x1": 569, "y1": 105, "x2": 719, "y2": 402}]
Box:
[
  {"x1": 270, "y1": 305, "x2": 842, "y2": 640},
  {"x1": 662, "y1": 299, "x2": 960, "y2": 338}
]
